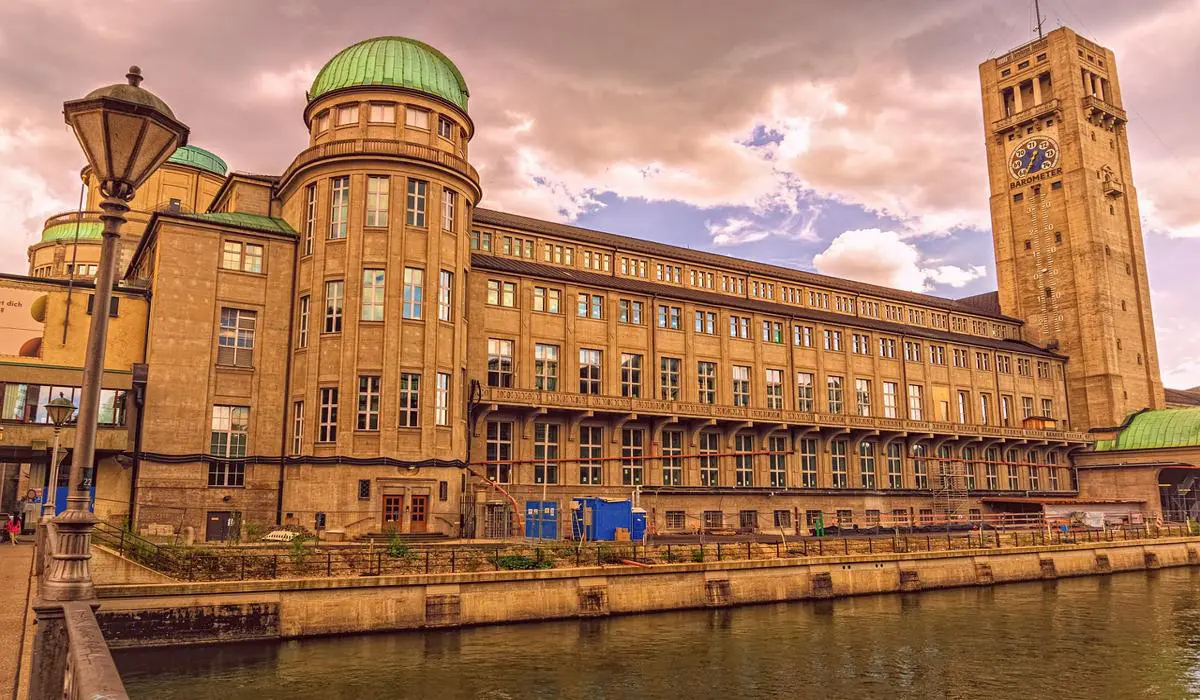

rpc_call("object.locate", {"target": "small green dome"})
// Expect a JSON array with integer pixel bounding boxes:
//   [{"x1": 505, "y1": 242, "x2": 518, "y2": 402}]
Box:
[
  {"x1": 309, "y1": 36, "x2": 469, "y2": 111},
  {"x1": 1093, "y1": 407, "x2": 1200, "y2": 451},
  {"x1": 167, "y1": 145, "x2": 227, "y2": 176},
  {"x1": 41, "y1": 221, "x2": 103, "y2": 243}
]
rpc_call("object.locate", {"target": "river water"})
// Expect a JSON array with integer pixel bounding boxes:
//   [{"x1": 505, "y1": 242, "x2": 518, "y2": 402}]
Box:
[{"x1": 116, "y1": 568, "x2": 1200, "y2": 699}]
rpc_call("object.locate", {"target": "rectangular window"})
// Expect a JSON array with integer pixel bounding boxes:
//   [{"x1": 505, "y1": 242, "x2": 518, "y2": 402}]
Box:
[
  {"x1": 799, "y1": 438, "x2": 817, "y2": 488},
  {"x1": 773, "y1": 510, "x2": 792, "y2": 528},
  {"x1": 855, "y1": 378, "x2": 871, "y2": 416},
  {"x1": 437, "y1": 115, "x2": 454, "y2": 140},
  {"x1": 486, "y1": 280, "x2": 517, "y2": 307},
  {"x1": 732, "y1": 366, "x2": 751, "y2": 407},
  {"x1": 621, "y1": 427, "x2": 644, "y2": 486},
  {"x1": 1018, "y1": 358, "x2": 1032, "y2": 376},
  {"x1": 976, "y1": 352, "x2": 992, "y2": 371},
  {"x1": 697, "y1": 361, "x2": 717, "y2": 404},
  {"x1": 365, "y1": 175, "x2": 389, "y2": 227},
  {"x1": 831, "y1": 440, "x2": 848, "y2": 488},
  {"x1": 913, "y1": 446, "x2": 929, "y2": 489},
  {"x1": 534, "y1": 344, "x2": 559, "y2": 391},
  {"x1": 579, "y1": 425, "x2": 603, "y2": 484},
  {"x1": 963, "y1": 448, "x2": 977, "y2": 490},
  {"x1": 442, "y1": 189, "x2": 457, "y2": 232},
  {"x1": 979, "y1": 393, "x2": 992, "y2": 425},
  {"x1": 209, "y1": 405, "x2": 249, "y2": 460},
  {"x1": 336, "y1": 104, "x2": 358, "y2": 126},
  {"x1": 1001, "y1": 395, "x2": 1012, "y2": 426},
  {"x1": 796, "y1": 372, "x2": 815, "y2": 412},
  {"x1": 487, "y1": 339, "x2": 514, "y2": 387},
  {"x1": 1041, "y1": 398, "x2": 1054, "y2": 418},
  {"x1": 405, "y1": 107, "x2": 429, "y2": 129},
  {"x1": 662, "y1": 430, "x2": 683, "y2": 486},
  {"x1": 852, "y1": 333, "x2": 871, "y2": 355},
  {"x1": 699, "y1": 431, "x2": 719, "y2": 487},
  {"x1": 297, "y1": 295, "x2": 309, "y2": 348},
  {"x1": 957, "y1": 391, "x2": 970, "y2": 423},
  {"x1": 406, "y1": 179, "x2": 428, "y2": 227},
  {"x1": 577, "y1": 293, "x2": 603, "y2": 319},
  {"x1": 735, "y1": 433, "x2": 755, "y2": 487},
  {"x1": 878, "y1": 338, "x2": 896, "y2": 358},
  {"x1": 329, "y1": 176, "x2": 349, "y2": 239},
  {"x1": 704, "y1": 511, "x2": 724, "y2": 530},
  {"x1": 882, "y1": 381, "x2": 898, "y2": 418},
  {"x1": 619, "y1": 299, "x2": 644, "y2": 324},
  {"x1": 827, "y1": 375, "x2": 844, "y2": 414},
  {"x1": 358, "y1": 479, "x2": 371, "y2": 500},
  {"x1": 794, "y1": 325, "x2": 813, "y2": 347},
  {"x1": 401, "y1": 267, "x2": 424, "y2": 319},
  {"x1": 768, "y1": 434, "x2": 787, "y2": 487},
  {"x1": 929, "y1": 345, "x2": 945, "y2": 365},
  {"x1": 361, "y1": 269, "x2": 385, "y2": 321},
  {"x1": 619, "y1": 353, "x2": 641, "y2": 398},
  {"x1": 765, "y1": 369, "x2": 784, "y2": 409},
  {"x1": 435, "y1": 372, "x2": 450, "y2": 426},
  {"x1": 398, "y1": 373, "x2": 420, "y2": 428},
  {"x1": 660, "y1": 357, "x2": 681, "y2": 401},
  {"x1": 1022, "y1": 396, "x2": 1035, "y2": 419},
  {"x1": 729, "y1": 315, "x2": 750, "y2": 339},
  {"x1": 437, "y1": 270, "x2": 453, "y2": 321},
  {"x1": 823, "y1": 329, "x2": 842, "y2": 352},
  {"x1": 886, "y1": 442, "x2": 903, "y2": 488},
  {"x1": 217, "y1": 308, "x2": 256, "y2": 368},
  {"x1": 908, "y1": 384, "x2": 924, "y2": 420},
  {"x1": 303, "y1": 184, "x2": 316, "y2": 255},
  {"x1": 318, "y1": 387, "x2": 338, "y2": 443},
  {"x1": 1027, "y1": 453, "x2": 1041, "y2": 491},
  {"x1": 694, "y1": 310, "x2": 716, "y2": 334},
  {"x1": 533, "y1": 423, "x2": 560, "y2": 484},
  {"x1": 485, "y1": 421, "x2": 512, "y2": 484},
  {"x1": 904, "y1": 341, "x2": 922, "y2": 362},
  {"x1": 985, "y1": 449, "x2": 999, "y2": 489},
  {"x1": 291, "y1": 401, "x2": 303, "y2": 455},
  {"x1": 859, "y1": 441, "x2": 876, "y2": 488},
  {"x1": 580, "y1": 349, "x2": 603, "y2": 394},
  {"x1": 368, "y1": 103, "x2": 395, "y2": 123},
  {"x1": 657, "y1": 305, "x2": 682, "y2": 330},
  {"x1": 357, "y1": 375, "x2": 380, "y2": 431}
]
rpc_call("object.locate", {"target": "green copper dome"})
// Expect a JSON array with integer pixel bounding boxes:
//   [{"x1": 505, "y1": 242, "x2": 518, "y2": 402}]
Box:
[
  {"x1": 166, "y1": 145, "x2": 227, "y2": 176},
  {"x1": 309, "y1": 37, "x2": 469, "y2": 111},
  {"x1": 41, "y1": 221, "x2": 103, "y2": 243}
]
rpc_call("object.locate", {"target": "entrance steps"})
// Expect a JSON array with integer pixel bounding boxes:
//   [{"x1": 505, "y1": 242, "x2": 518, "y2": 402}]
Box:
[{"x1": 355, "y1": 532, "x2": 451, "y2": 544}]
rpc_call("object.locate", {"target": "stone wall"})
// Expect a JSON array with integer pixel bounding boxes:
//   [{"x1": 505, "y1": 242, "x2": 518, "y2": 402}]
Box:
[{"x1": 93, "y1": 537, "x2": 1200, "y2": 648}]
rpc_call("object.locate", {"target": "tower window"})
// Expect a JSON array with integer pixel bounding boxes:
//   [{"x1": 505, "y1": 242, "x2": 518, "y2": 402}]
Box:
[
  {"x1": 1026, "y1": 127, "x2": 1034, "y2": 134},
  {"x1": 1054, "y1": 232, "x2": 1062, "y2": 244},
  {"x1": 1051, "y1": 181, "x2": 1062, "y2": 190},
  {"x1": 1018, "y1": 60, "x2": 1029, "y2": 69},
  {"x1": 1137, "y1": 354, "x2": 1143, "y2": 365},
  {"x1": 1008, "y1": 133, "x2": 1015, "y2": 141},
  {"x1": 1001, "y1": 68, "x2": 1011, "y2": 77},
  {"x1": 1105, "y1": 246, "x2": 1112, "y2": 256},
  {"x1": 1044, "y1": 288, "x2": 1053, "y2": 298},
  {"x1": 1116, "y1": 339, "x2": 1122, "y2": 350},
  {"x1": 1125, "y1": 263, "x2": 1131, "y2": 275},
  {"x1": 1013, "y1": 193, "x2": 1024, "y2": 203},
  {"x1": 1109, "y1": 205, "x2": 1115, "y2": 215},
  {"x1": 1120, "y1": 300, "x2": 1126, "y2": 311},
  {"x1": 1037, "y1": 53, "x2": 1047, "y2": 62},
  {"x1": 1024, "y1": 240, "x2": 1032, "y2": 250},
  {"x1": 1091, "y1": 132, "x2": 1096, "y2": 141},
  {"x1": 1046, "y1": 119, "x2": 1054, "y2": 126}
]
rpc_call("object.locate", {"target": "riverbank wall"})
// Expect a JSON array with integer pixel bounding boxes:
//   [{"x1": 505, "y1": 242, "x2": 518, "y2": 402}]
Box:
[{"x1": 94, "y1": 537, "x2": 1200, "y2": 649}]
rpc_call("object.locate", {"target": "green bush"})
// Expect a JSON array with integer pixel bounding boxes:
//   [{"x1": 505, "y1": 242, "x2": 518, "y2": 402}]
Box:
[
  {"x1": 691, "y1": 549, "x2": 705, "y2": 563},
  {"x1": 385, "y1": 533, "x2": 413, "y2": 560},
  {"x1": 491, "y1": 554, "x2": 552, "y2": 570}
]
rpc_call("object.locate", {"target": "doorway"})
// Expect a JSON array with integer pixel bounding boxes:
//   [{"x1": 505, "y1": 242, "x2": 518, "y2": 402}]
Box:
[
  {"x1": 383, "y1": 495, "x2": 403, "y2": 529},
  {"x1": 410, "y1": 495, "x2": 428, "y2": 533},
  {"x1": 205, "y1": 511, "x2": 240, "y2": 542}
]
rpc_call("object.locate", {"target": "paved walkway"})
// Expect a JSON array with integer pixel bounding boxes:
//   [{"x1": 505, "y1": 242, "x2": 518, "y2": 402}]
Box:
[{"x1": 0, "y1": 542, "x2": 34, "y2": 700}]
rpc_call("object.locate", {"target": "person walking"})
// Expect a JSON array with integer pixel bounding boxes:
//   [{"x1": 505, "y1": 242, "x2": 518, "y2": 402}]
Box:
[{"x1": 5, "y1": 513, "x2": 20, "y2": 545}]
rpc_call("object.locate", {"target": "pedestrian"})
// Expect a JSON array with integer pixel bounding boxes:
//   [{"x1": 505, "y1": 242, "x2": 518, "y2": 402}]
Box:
[{"x1": 5, "y1": 513, "x2": 20, "y2": 545}]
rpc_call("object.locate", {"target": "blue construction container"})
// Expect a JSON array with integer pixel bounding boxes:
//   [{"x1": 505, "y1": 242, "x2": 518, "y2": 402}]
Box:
[{"x1": 571, "y1": 497, "x2": 645, "y2": 541}]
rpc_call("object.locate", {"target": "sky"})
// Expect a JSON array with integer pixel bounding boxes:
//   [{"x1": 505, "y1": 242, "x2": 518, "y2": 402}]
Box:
[{"x1": 1, "y1": 0, "x2": 1198, "y2": 388}]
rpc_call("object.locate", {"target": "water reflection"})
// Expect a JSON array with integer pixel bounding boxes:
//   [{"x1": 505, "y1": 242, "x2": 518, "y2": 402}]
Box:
[{"x1": 117, "y1": 569, "x2": 1200, "y2": 699}]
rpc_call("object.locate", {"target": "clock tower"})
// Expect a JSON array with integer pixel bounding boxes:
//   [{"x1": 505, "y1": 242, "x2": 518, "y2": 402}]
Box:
[{"x1": 980, "y1": 27, "x2": 1164, "y2": 430}]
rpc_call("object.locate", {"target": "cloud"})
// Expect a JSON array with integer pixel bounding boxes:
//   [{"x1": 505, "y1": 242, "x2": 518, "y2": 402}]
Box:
[
  {"x1": 706, "y1": 218, "x2": 770, "y2": 247},
  {"x1": 812, "y1": 228, "x2": 986, "y2": 293}
]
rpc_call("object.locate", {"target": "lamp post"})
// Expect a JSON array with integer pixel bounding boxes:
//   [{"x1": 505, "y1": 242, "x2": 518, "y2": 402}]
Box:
[
  {"x1": 40, "y1": 393, "x2": 76, "y2": 521},
  {"x1": 29, "y1": 66, "x2": 187, "y2": 699}
]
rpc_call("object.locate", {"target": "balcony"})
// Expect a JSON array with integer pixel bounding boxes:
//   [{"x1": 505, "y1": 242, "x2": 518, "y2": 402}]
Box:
[
  {"x1": 1082, "y1": 95, "x2": 1127, "y2": 129},
  {"x1": 478, "y1": 386, "x2": 1092, "y2": 444},
  {"x1": 277, "y1": 139, "x2": 480, "y2": 193},
  {"x1": 991, "y1": 98, "x2": 1060, "y2": 135}
]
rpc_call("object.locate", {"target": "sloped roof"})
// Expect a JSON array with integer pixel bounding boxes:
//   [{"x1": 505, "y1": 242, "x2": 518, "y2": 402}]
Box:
[
  {"x1": 1093, "y1": 407, "x2": 1200, "y2": 452},
  {"x1": 1165, "y1": 387, "x2": 1200, "y2": 407}
]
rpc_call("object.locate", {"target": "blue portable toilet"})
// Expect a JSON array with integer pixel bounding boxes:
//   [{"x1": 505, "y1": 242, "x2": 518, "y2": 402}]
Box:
[{"x1": 631, "y1": 508, "x2": 647, "y2": 542}]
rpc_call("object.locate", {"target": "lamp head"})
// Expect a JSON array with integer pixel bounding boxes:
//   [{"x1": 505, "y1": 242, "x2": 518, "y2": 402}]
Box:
[
  {"x1": 62, "y1": 66, "x2": 190, "y2": 200},
  {"x1": 45, "y1": 393, "x2": 76, "y2": 428}
]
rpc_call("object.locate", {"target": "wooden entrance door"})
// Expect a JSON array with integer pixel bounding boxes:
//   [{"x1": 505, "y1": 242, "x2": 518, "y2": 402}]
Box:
[
  {"x1": 383, "y1": 495, "x2": 403, "y2": 528},
  {"x1": 410, "y1": 495, "x2": 428, "y2": 533}
]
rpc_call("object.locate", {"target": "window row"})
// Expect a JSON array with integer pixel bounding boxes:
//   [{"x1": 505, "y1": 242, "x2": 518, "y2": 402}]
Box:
[
  {"x1": 300, "y1": 177, "x2": 459, "y2": 255},
  {"x1": 313, "y1": 102, "x2": 456, "y2": 141},
  {"x1": 0, "y1": 383, "x2": 126, "y2": 426},
  {"x1": 288, "y1": 372, "x2": 453, "y2": 450},
  {"x1": 481, "y1": 421, "x2": 1069, "y2": 490},
  {"x1": 295, "y1": 269, "x2": 455, "y2": 345},
  {"x1": 487, "y1": 342, "x2": 1058, "y2": 422}
]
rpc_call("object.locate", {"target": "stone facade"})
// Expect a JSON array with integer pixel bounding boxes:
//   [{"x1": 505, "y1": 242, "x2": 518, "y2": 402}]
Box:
[{"x1": 1, "y1": 30, "x2": 1180, "y2": 541}]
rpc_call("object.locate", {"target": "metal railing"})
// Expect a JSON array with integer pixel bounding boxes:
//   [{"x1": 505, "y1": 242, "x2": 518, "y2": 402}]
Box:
[
  {"x1": 31, "y1": 522, "x2": 129, "y2": 700},
  {"x1": 96, "y1": 520, "x2": 1195, "y2": 582}
]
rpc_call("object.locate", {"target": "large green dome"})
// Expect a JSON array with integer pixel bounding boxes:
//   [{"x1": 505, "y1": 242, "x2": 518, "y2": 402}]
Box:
[
  {"x1": 166, "y1": 145, "x2": 227, "y2": 177},
  {"x1": 308, "y1": 37, "x2": 469, "y2": 111}
]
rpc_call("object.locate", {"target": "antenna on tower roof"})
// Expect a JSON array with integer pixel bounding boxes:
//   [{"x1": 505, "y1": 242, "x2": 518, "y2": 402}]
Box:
[{"x1": 1034, "y1": 0, "x2": 1045, "y2": 39}]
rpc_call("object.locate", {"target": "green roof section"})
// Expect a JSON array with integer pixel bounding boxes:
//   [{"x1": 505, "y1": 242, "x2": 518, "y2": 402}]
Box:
[
  {"x1": 183, "y1": 212, "x2": 296, "y2": 236},
  {"x1": 1093, "y1": 407, "x2": 1200, "y2": 451},
  {"x1": 166, "y1": 145, "x2": 228, "y2": 177},
  {"x1": 41, "y1": 220, "x2": 103, "y2": 243},
  {"x1": 309, "y1": 36, "x2": 469, "y2": 111}
]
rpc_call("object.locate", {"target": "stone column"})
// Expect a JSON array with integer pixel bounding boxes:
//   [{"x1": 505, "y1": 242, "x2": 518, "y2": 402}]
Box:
[
  {"x1": 1032, "y1": 74, "x2": 1043, "y2": 105},
  {"x1": 1013, "y1": 83, "x2": 1024, "y2": 113}
]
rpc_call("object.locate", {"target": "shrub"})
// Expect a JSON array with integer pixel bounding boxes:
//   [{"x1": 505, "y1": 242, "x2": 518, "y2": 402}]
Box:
[{"x1": 491, "y1": 554, "x2": 552, "y2": 570}]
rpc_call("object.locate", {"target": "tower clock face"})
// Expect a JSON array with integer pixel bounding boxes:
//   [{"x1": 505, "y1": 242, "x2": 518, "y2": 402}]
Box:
[{"x1": 1009, "y1": 136, "x2": 1059, "y2": 178}]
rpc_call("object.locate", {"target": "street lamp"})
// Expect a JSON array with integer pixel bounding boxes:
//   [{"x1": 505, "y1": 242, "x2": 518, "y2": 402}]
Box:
[
  {"x1": 40, "y1": 393, "x2": 76, "y2": 521},
  {"x1": 40, "y1": 66, "x2": 187, "y2": 602}
]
